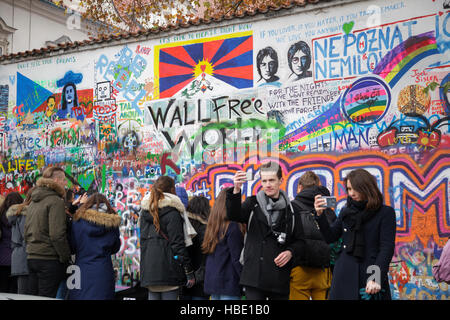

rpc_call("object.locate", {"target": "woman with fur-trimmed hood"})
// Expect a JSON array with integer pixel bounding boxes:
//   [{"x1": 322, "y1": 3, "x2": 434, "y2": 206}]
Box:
[
  {"x1": 6, "y1": 187, "x2": 35, "y2": 294},
  {"x1": 68, "y1": 193, "x2": 121, "y2": 300},
  {"x1": 140, "y1": 176, "x2": 195, "y2": 300}
]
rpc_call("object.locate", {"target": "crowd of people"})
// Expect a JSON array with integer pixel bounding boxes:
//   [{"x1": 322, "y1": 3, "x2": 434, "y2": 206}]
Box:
[
  {"x1": 0, "y1": 166, "x2": 121, "y2": 299},
  {"x1": 0, "y1": 161, "x2": 399, "y2": 300}
]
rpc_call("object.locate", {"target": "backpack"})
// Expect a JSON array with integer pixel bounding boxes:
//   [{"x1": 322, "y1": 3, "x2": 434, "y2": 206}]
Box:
[
  {"x1": 432, "y1": 238, "x2": 450, "y2": 284},
  {"x1": 291, "y1": 199, "x2": 331, "y2": 268}
]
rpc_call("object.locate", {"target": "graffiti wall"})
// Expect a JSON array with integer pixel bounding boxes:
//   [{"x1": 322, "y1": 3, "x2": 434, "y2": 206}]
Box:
[{"x1": 0, "y1": 0, "x2": 449, "y2": 299}]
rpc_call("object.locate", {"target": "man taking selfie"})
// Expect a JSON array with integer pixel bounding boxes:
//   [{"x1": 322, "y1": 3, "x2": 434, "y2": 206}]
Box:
[{"x1": 226, "y1": 161, "x2": 305, "y2": 300}]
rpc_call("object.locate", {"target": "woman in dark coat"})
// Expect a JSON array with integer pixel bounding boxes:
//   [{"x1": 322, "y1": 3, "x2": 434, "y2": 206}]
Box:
[
  {"x1": 139, "y1": 176, "x2": 195, "y2": 300},
  {"x1": 68, "y1": 193, "x2": 121, "y2": 300},
  {"x1": 314, "y1": 168, "x2": 396, "y2": 300},
  {"x1": 182, "y1": 196, "x2": 211, "y2": 300},
  {"x1": 0, "y1": 192, "x2": 24, "y2": 294},
  {"x1": 202, "y1": 187, "x2": 245, "y2": 300}
]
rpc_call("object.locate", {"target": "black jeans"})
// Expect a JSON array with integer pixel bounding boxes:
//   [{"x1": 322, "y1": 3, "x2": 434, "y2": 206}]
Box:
[
  {"x1": 17, "y1": 275, "x2": 30, "y2": 295},
  {"x1": 27, "y1": 259, "x2": 66, "y2": 298},
  {"x1": 244, "y1": 286, "x2": 289, "y2": 300},
  {"x1": 0, "y1": 265, "x2": 17, "y2": 293}
]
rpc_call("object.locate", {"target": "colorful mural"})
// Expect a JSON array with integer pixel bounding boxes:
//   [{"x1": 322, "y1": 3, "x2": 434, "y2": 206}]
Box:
[{"x1": 0, "y1": 0, "x2": 449, "y2": 299}]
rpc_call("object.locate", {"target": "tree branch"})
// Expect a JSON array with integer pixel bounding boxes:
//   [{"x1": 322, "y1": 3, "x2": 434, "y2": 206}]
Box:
[{"x1": 110, "y1": 0, "x2": 144, "y2": 31}]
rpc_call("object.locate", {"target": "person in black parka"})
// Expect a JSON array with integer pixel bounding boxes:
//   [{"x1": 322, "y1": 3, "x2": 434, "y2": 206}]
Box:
[
  {"x1": 290, "y1": 171, "x2": 336, "y2": 300},
  {"x1": 140, "y1": 176, "x2": 195, "y2": 300},
  {"x1": 226, "y1": 161, "x2": 306, "y2": 300},
  {"x1": 314, "y1": 168, "x2": 396, "y2": 300},
  {"x1": 181, "y1": 196, "x2": 211, "y2": 300}
]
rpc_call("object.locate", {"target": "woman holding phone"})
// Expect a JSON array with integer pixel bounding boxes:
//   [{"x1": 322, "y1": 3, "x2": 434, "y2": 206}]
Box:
[{"x1": 314, "y1": 169, "x2": 396, "y2": 300}]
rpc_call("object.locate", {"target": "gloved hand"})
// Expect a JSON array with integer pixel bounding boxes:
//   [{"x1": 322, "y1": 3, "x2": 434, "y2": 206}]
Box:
[
  {"x1": 185, "y1": 271, "x2": 195, "y2": 288},
  {"x1": 179, "y1": 259, "x2": 195, "y2": 288}
]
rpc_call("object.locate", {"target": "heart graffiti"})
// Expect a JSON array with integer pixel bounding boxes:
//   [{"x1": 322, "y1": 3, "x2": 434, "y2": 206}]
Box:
[{"x1": 343, "y1": 21, "x2": 355, "y2": 35}]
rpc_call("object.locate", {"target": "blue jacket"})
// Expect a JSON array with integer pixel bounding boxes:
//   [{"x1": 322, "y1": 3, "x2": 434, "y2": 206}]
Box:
[
  {"x1": 317, "y1": 204, "x2": 396, "y2": 300},
  {"x1": 68, "y1": 207, "x2": 121, "y2": 300},
  {"x1": 204, "y1": 222, "x2": 244, "y2": 297}
]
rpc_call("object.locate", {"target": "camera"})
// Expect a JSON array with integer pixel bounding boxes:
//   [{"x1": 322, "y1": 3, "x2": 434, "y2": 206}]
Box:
[{"x1": 320, "y1": 196, "x2": 337, "y2": 208}]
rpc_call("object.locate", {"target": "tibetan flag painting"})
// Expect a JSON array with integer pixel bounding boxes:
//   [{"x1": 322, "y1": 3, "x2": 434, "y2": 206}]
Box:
[{"x1": 154, "y1": 31, "x2": 253, "y2": 99}]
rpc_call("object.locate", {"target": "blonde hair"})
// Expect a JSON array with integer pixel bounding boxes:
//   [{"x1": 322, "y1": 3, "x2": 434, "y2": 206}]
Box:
[{"x1": 298, "y1": 171, "x2": 320, "y2": 189}]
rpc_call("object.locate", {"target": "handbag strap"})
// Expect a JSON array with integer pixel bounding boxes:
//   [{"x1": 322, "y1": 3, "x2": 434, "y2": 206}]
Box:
[{"x1": 153, "y1": 224, "x2": 169, "y2": 241}]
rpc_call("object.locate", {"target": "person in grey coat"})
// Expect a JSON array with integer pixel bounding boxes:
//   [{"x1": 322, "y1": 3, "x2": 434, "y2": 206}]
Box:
[{"x1": 6, "y1": 188, "x2": 34, "y2": 294}]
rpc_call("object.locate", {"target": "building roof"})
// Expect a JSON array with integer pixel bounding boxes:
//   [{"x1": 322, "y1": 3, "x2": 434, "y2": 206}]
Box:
[{"x1": 0, "y1": 0, "x2": 333, "y2": 62}]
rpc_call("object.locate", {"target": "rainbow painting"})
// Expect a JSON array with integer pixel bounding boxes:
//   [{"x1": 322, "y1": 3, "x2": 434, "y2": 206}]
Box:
[
  {"x1": 341, "y1": 76, "x2": 391, "y2": 125},
  {"x1": 154, "y1": 32, "x2": 253, "y2": 99},
  {"x1": 373, "y1": 31, "x2": 439, "y2": 88}
]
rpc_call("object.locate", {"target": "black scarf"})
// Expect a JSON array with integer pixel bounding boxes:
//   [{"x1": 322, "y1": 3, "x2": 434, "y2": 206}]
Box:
[
  {"x1": 295, "y1": 185, "x2": 330, "y2": 208},
  {"x1": 340, "y1": 197, "x2": 378, "y2": 260}
]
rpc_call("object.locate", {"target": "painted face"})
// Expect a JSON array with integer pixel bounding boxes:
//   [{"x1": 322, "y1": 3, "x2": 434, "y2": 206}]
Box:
[
  {"x1": 291, "y1": 50, "x2": 308, "y2": 75},
  {"x1": 260, "y1": 55, "x2": 277, "y2": 81},
  {"x1": 260, "y1": 171, "x2": 283, "y2": 199},
  {"x1": 124, "y1": 132, "x2": 138, "y2": 152},
  {"x1": 65, "y1": 86, "x2": 75, "y2": 105},
  {"x1": 346, "y1": 179, "x2": 363, "y2": 202},
  {"x1": 97, "y1": 82, "x2": 111, "y2": 101},
  {"x1": 47, "y1": 98, "x2": 56, "y2": 113}
]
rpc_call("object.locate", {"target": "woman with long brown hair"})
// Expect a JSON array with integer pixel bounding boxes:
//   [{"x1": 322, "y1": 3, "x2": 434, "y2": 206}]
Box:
[
  {"x1": 314, "y1": 168, "x2": 396, "y2": 300},
  {"x1": 68, "y1": 193, "x2": 121, "y2": 300},
  {"x1": 202, "y1": 187, "x2": 245, "y2": 300},
  {"x1": 140, "y1": 175, "x2": 195, "y2": 300}
]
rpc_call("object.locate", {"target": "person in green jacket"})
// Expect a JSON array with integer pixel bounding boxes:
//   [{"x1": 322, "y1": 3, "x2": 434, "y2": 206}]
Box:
[{"x1": 24, "y1": 166, "x2": 71, "y2": 298}]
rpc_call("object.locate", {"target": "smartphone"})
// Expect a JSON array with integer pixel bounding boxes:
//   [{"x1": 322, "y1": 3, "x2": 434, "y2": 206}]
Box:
[
  {"x1": 320, "y1": 196, "x2": 337, "y2": 208},
  {"x1": 246, "y1": 171, "x2": 254, "y2": 181}
]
